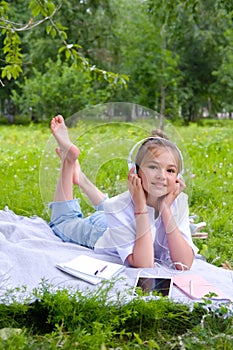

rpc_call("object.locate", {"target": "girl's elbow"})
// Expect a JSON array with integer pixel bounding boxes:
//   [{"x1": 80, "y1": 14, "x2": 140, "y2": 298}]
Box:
[{"x1": 127, "y1": 254, "x2": 154, "y2": 268}]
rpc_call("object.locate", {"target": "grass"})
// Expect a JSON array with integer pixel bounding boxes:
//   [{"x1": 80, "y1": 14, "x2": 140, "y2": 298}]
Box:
[
  {"x1": 0, "y1": 281, "x2": 232, "y2": 349},
  {"x1": 0, "y1": 117, "x2": 232, "y2": 349},
  {"x1": 0, "y1": 118, "x2": 232, "y2": 267}
]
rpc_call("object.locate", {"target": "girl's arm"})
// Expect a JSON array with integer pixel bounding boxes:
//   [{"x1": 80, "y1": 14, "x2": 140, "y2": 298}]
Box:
[
  {"x1": 161, "y1": 206, "x2": 194, "y2": 269},
  {"x1": 127, "y1": 211, "x2": 154, "y2": 268},
  {"x1": 160, "y1": 177, "x2": 194, "y2": 270},
  {"x1": 126, "y1": 168, "x2": 154, "y2": 268}
]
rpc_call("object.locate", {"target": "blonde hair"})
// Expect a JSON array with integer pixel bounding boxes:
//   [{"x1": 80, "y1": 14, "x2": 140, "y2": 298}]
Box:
[
  {"x1": 135, "y1": 137, "x2": 183, "y2": 175},
  {"x1": 150, "y1": 129, "x2": 169, "y2": 140}
]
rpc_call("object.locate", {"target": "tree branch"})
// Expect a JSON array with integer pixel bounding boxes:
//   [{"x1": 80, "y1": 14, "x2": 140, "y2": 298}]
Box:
[{"x1": 0, "y1": 4, "x2": 61, "y2": 32}]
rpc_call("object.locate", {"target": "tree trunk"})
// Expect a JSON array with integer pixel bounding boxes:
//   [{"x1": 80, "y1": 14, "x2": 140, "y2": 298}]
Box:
[{"x1": 159, "y1": 85, "x2": 165, "y2": 130}]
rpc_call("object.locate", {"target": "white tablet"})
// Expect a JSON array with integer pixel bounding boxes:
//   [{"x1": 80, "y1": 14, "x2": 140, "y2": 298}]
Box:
[{"x1": 134, "y1": 274, "x2": 173, "y2": 298}]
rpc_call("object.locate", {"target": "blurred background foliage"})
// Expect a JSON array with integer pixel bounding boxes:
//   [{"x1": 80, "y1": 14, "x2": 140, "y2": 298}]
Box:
[{"x1": 1, "y1": 0, "x2": 233, "y2": 124}]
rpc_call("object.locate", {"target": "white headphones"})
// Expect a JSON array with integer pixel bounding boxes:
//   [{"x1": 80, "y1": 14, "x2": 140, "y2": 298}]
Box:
[{"x1": 127, "y1": 137, "x2": 184, "y2": 176}]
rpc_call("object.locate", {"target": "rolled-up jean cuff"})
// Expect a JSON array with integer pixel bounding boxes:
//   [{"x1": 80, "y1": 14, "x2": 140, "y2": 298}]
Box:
[
  {"x1": 94, "y1": 194, "x2": 108, "y2": 211},
  {"x1": 49, "y1": 199, "x2": 82, "y2": 222}
]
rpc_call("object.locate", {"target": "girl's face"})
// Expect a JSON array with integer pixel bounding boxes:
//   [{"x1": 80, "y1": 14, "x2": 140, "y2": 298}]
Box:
[{"x1": 138, "y1": 147, "x2": 179, "y2": 199}]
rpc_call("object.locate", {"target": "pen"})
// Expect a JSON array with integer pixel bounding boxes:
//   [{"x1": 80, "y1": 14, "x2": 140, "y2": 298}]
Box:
[
  {"x1": 94, "y1": 265, "x2": 108, "y2": 275},
  {"x1": 100, "y1": 265, "x2": 108, "y2": 273}
]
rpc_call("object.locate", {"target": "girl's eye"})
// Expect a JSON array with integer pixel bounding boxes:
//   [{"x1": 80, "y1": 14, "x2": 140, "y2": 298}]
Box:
[
  {"x1": 148, "y1": 165, "x2": 157, "y2": 169},
  {"x1": 167, "y1": 169, "x2": 176, "y2": 173}
]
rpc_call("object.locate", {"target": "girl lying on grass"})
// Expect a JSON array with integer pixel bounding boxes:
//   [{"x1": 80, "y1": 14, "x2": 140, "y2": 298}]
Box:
[{"x1": 49, "y1": 115, "x2": 198, "y2": 270}]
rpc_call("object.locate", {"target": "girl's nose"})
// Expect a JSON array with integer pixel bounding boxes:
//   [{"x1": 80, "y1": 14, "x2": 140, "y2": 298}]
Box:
[{"x1": 156, "y1": 168, "x2": 165, "y2": 179}]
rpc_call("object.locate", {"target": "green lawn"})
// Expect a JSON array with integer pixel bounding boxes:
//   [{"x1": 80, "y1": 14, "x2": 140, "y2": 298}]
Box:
[{"x1": 0, "y1": 118, "x2": 232, "y2": 267}]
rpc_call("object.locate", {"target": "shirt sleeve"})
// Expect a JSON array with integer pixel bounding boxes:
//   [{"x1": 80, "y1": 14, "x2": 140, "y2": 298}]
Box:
[{"x1": 102, "y1": 192, "x2": 137, "y2": 264}]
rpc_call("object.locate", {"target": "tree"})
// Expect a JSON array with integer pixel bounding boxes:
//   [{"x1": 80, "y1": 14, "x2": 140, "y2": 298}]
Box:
[
  {"x1": 0, "y1": 0, "x2": 128, "y2": 119},
  {"x1": 170, "y1": 0, "x2": 232, "y2": 121},
  {"x1": 211, "y1": 26, "x2": 233, "y2": 117},
  {"x1": 0, "y1": 0, "x2": 127, "y2": 83},
  {"x1": 109, "y1": 0, "x2": 182, "y2": 126},
  {"x1": 11, "y1": 57, "x2": 122, "y2": 120},
  {"x1": 146, "y1": 0, "x2": 233, "y2": 122},
  {"x1": 1, "y1": 0, "x2": 233, "y2": 122}
]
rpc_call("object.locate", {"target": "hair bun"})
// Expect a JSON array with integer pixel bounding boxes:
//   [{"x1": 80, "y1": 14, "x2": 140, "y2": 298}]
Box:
[{"x1": 150, "y1": 129, "x2": 169, "y2": 140}]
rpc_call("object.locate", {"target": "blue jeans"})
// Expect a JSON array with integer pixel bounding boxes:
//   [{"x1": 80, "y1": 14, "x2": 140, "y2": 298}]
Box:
[{"x1": 49, "y1": 199, "x2": 108, "y2": 249}]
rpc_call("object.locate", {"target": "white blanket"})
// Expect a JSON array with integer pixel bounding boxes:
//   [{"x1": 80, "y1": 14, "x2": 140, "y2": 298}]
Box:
[{"x1": 0, "y1": 207, "x2": 233, "y2": 304}]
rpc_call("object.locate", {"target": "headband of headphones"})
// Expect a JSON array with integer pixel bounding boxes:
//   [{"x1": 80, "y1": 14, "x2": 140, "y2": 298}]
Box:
[{"x1": 127, "y1": 137, "x2": 184, "y2": 175}]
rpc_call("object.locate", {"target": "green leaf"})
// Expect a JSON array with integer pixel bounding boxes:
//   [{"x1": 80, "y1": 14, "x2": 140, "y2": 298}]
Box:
[
  {"x1": 65, "y1": 49, "x2": 71, "y2": 60},
  {"x1": 46, "y1": 24, "x2": 52, "y2": 35},
  {"x1": 46, "y1": 1, "x2": 55, "y2": 15},
  {"x1": 29, "y1": 2, "x2": 42, "y2": 17},
  {"x1": 51, "y1": 27, "x2": 57, "y2": 38}
]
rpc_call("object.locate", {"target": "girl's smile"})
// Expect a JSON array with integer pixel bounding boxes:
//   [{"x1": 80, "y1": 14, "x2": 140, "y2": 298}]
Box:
[{"x1": 138, "y1": 148, "x2": 178, "y2": 203}]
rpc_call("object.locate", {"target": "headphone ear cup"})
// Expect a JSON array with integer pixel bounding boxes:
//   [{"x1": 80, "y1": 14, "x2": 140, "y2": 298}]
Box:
[
  {"x1": 128, "y1": 161, "x2": 137, "y2": 173},
  {"x1": 127, "y1": 138, "x2": 148, "y2": 174},
  {"x1": 128, "y1": 161, "x2": 135, "y2": 170}
]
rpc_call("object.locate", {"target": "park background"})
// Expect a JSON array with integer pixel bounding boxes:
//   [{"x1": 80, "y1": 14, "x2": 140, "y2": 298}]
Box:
[
  {"x1": 1, "y1": 0, "x2": 233, "y2": 123},
  {"x1": 1, "y1": 0, "x2": 232, "y2": 267}
]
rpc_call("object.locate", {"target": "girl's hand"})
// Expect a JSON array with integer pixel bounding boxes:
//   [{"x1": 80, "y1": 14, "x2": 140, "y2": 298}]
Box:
[
  {"x1": 127, "y1": 166, "x2": 146, "y2": 210},
  {"x1": 159, "y1": 174, "x2": 186, "y2": 210}
]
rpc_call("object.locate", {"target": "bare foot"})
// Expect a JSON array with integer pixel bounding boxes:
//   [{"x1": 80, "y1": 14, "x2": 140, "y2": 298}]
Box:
[
  {"x1": 51, "y1": 115, "x2": 79, "y2": 162},
  {"x1": 56, "y1": 147, "x2": 82, "y2": 185}
]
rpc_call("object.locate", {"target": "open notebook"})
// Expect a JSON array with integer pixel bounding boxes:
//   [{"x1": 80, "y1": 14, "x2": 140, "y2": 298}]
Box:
[
  {"x1": 173, "y1": 274, "x2": 232, "y2": 301},
  {"x1": 56, "y1": 255, "x2": 125, "y2": 285}
]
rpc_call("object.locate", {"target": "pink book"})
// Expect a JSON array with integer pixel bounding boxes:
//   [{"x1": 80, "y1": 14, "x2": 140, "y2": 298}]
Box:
[{"x1": 173, "y1": 274, "x2": 231, "y2": 301}]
